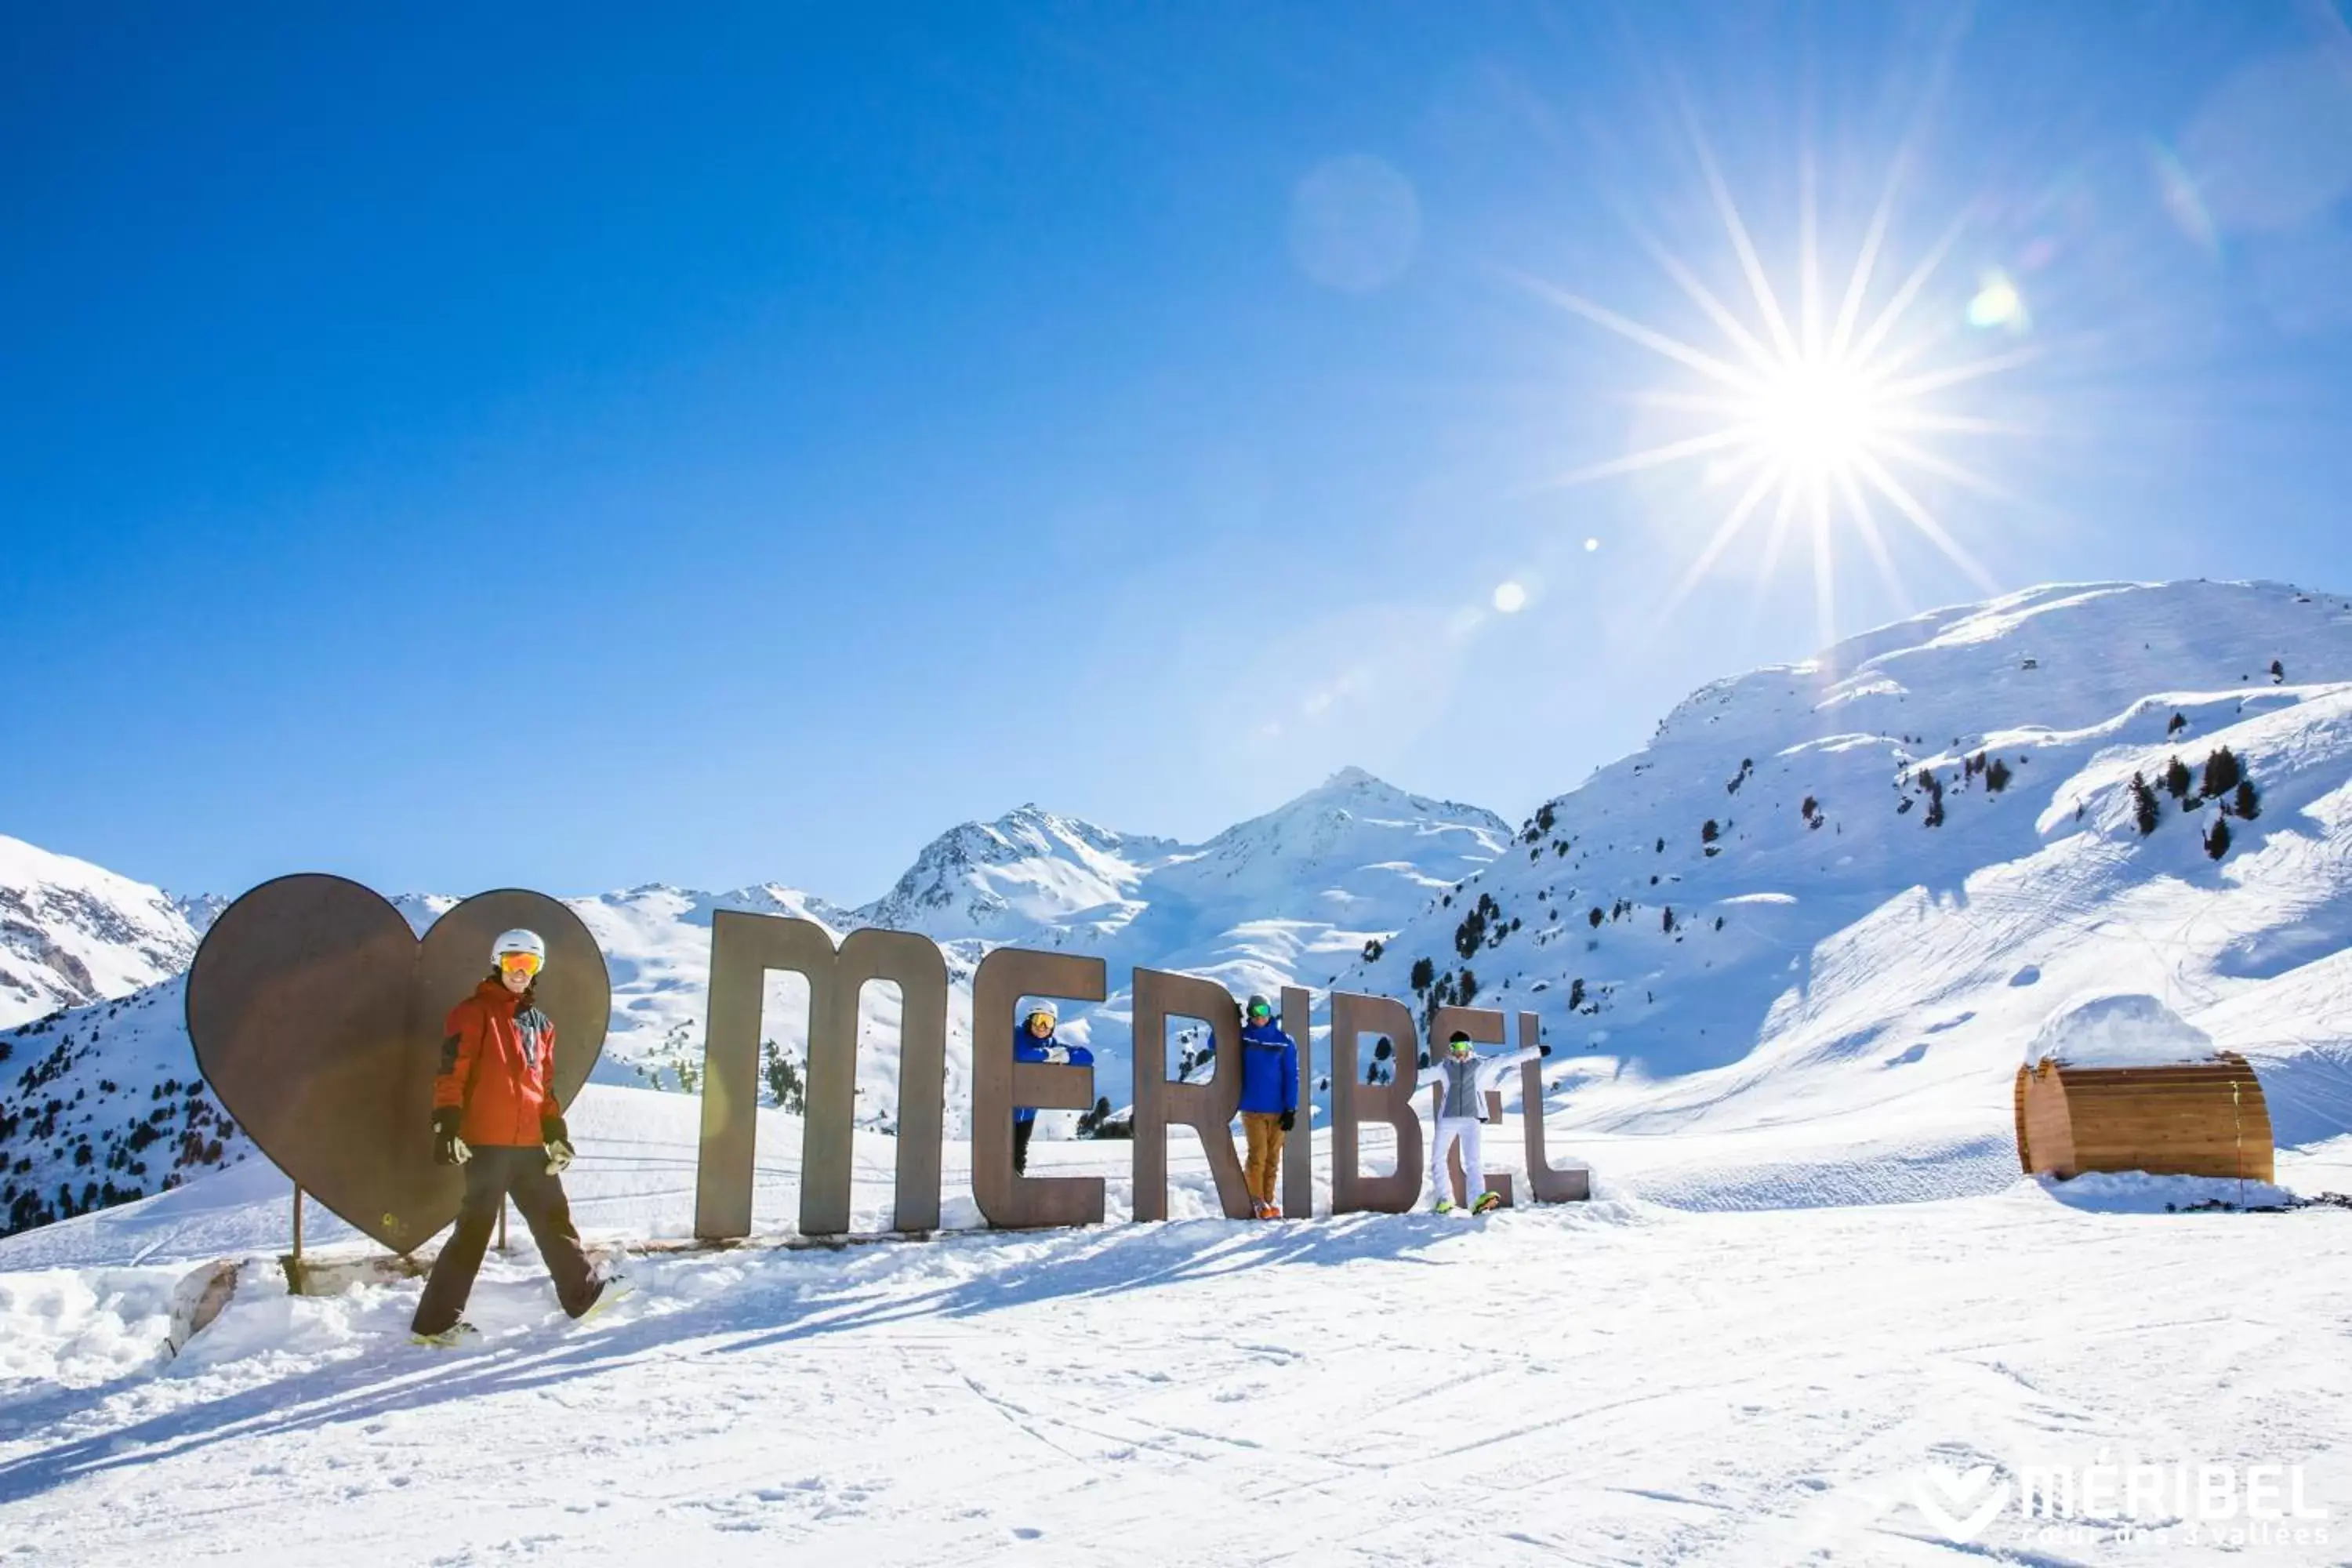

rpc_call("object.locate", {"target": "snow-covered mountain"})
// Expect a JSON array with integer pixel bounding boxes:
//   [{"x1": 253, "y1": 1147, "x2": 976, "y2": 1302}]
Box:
[
  {"x1": 591, "y1": 771, "x2": 1510, "y2": 1116},
  {"x1": 0, "y1": 836, "x2": 198, "y2": 1029},
  {"x1": 1341, "y1": 579, "x2": 2352, "y2": 1205},
  {"x1": 0, "y1": 769, "x2": 1505, "y2": 1235},
  {"x1": 169, "y1": 892, "x2": 229, "y2": 938},
  {"x1": 0, "y1": 845, "x2": 241, "y2": 1234},
  {"x1": 0, "y1": 977, "x2": 246, "y2": 1234},
  {"x1": 857, "y1": 805, "x2": 1187, "y2": 942},
  {"x1": 10, "y1": 579, "x2": 2352, "y2": 1241}
]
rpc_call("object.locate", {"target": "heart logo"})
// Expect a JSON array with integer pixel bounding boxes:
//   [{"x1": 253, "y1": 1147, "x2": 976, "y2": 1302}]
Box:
[
  {"x1": 1910, "y1": 1465, "x2": 2009, "y2": 1543},
  {"x1": 185, "y1": 875, "x2": 608, "y2": 1253}
]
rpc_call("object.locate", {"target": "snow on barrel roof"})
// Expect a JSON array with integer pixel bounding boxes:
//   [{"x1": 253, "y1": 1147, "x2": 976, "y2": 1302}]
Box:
[{"x1": 2024, "y1": 993, "x2": 2221, "y2": 1069}]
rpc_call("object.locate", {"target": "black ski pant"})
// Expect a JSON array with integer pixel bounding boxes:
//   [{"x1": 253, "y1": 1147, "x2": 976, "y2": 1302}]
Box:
[
  {"x1": 1012, "y1": 1116, "x2": 1036, "y2": 1176},
  {"x1": 412, "y1": 1145, "x2": 596, "y2": 1335}
]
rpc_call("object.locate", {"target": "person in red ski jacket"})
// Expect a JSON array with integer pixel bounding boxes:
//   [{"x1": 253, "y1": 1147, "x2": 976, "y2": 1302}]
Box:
[{"x1": 409, "y1": 927, "x2": 619, "y2": 1345}]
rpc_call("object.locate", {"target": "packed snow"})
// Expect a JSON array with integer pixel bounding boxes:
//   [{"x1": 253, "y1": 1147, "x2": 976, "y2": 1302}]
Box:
[{"x1": 1, "y1": 1087, "x2": 2347, "y2": 1563}]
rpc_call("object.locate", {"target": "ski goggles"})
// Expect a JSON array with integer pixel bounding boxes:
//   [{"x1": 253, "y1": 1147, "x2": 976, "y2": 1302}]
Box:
[
  {"x1": 498, "y1": 952, "x2": 544, "y2": 977},
  {"x1": 1247, "y1": 1000, "x2": 1272, "y2": 1021},
  {"x1": 1025, "y1": 1010, "x2": 1057, "y2": 1030},
  {"x1": 1448, "y1": 1038, "x2": 1475, "y2": 1054}
]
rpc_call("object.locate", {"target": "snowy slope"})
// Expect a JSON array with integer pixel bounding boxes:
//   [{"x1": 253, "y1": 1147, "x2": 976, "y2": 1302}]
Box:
[
  {"x1": 2, "y1": 1086, "x2": 2347, "y2": 1566},
  {"x1": 0, "y1": 837, "x2": 198, "y2": 1030},
  {"x1": 1343, "y1": 579, "x2": 2352, "y2": 1205},
  {"x1": 14, "y1": 579, "x2": 2352, "y2": 1244},
  {"x1": 0, "y1": 978, "x2": 248, "y2": 1236}
]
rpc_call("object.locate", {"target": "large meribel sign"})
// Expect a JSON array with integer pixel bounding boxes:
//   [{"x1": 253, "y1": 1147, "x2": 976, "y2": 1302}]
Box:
[{"x1": 187, "y1": 878, "x2": 1587, "y2": 1254}]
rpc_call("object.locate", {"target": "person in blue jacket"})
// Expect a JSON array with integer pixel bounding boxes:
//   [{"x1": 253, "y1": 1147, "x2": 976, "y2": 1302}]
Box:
[
  {"x1": 1013, "y1": 1000, "x2": 1093, "y2": 1176},
  {"x1": 1235, "y1": 993, "x2": 1298, "y2": 1218}
]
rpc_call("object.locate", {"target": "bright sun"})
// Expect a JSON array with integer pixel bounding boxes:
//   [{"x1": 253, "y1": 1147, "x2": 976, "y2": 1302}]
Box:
[
  {"x1": 1522, "y1": 132, "x2": 2035, "y2": 643},
  {"x1": 1753, "y1": 357, "x2": 1881, "y2": 478}
]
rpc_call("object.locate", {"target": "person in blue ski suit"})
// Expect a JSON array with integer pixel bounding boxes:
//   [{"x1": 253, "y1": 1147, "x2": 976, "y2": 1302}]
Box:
[
  {"x1": 1013, "y1": 1000, "x2": 1093, "y2": 1176},
  {"x1": 1235, "y1": 993, "x2": 1298, "y2": 1218}
]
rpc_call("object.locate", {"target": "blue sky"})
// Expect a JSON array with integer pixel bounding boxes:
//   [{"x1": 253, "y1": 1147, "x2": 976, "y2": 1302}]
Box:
[{"x1": 5, "y1": 2, "x2": 2350, "y2": 903}]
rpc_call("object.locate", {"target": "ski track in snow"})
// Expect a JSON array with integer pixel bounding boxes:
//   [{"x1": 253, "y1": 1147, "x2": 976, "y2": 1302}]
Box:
[
  {"x1": 2, "y1": 1189, "x2": 2348, "y2": 1566},
  {"x1": 1, "y1": 1098, "x2": 2349, "y2": 1566}
]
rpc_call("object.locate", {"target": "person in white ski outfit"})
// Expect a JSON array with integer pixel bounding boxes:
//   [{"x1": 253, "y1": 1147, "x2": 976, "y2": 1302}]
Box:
[{"x1": 1423, "y1": 1029, "x2": 1540, "y2": 1212}]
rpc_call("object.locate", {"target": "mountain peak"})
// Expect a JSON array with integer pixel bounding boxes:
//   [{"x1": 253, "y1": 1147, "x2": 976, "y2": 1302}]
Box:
[{"x1": 0, "y1": 835, "x2": 197, "y2": 1028}]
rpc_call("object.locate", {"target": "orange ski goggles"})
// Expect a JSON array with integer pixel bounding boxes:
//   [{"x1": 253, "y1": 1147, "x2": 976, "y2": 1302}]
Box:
[{"x1": 498, "y1": 951, "x2": 543, "y2": 977}]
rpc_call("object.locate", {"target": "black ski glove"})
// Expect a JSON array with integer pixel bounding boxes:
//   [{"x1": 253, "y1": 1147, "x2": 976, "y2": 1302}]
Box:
[
  {"x1": 543, "y1": 1115, "x2": 576, "y2": 1175},
  {"x1": 1279, "y1": 1109, "x2": 1296, "y2": 1132},
  {"x1": 1540, "y1": 1042, "x2": 1554, "y2": 1057},
  {"x1": 433, "y1": 1106, "x2": 470, "y2": 1167}
]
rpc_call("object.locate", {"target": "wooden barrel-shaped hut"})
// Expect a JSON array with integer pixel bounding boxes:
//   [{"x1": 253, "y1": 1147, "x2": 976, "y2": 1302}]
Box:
[{"x1": 2013, "y1": 1051, "x2": 2273, "y2": 1182}]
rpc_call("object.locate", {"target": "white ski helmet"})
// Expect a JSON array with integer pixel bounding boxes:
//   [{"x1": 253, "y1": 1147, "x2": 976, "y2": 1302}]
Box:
[
  {"x1": 492, "y1": 928, "x2": 547, "y2": 966},
  {"x1": 1024, "y1": 999, "x2": 1059, "y2": 1028}
]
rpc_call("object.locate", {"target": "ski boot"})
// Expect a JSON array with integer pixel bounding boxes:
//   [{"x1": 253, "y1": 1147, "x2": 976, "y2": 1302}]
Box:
[
  {"x1": 1434, "y1": 1199, "x2": 1457, "y2": 1214},
  {"x1": 568, "y1": 1272, "x2": 632, "y2": 1327},
  {"x1": 1472, "y1": 1190, "x2": 1503, "y2": 1215},
  {"x1": 411, "y1": 1322, "x2": 480, "y2": 1349}
]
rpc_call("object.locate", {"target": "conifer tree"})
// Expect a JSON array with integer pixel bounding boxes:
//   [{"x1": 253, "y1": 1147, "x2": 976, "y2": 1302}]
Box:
[
  {"x1": 2201, "y1": 746, "x2": 2242, "y2": 800},
  {"x1": 2130, "y1": 773, "x2": 2161, "y2": 836}
]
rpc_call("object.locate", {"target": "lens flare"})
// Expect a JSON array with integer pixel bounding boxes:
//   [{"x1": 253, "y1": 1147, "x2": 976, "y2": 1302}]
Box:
[{"x1": 1966, "y1": 273, "x2": 2027, "y2": 331}]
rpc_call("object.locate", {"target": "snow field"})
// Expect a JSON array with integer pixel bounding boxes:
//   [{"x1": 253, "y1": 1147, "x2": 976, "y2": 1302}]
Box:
[
  {"x1": 2, "y1": 1183, "x2": 2347, "y2": 1565},
  {"x1": 2, "y1": 1085, "x2": 2349, "y2": 1563}
]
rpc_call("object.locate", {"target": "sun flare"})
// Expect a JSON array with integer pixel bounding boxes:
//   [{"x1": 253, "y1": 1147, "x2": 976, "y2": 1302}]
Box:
[{"x1": 1525, "y1": 133, "x2": 2034, "y2": 643}]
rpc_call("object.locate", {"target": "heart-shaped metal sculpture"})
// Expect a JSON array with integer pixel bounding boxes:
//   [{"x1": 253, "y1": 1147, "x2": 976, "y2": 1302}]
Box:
[{"x1": 185, "y1": 875, "x2": 608, "y2": 1253}]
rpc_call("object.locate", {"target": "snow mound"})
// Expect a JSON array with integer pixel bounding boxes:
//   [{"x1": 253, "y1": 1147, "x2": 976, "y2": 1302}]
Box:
[
  {"x1": 0, "y1": 1265, "x2": 183, "y2": 1389},
  {"x1": 2024, "y1": 993, "x2": 2220, "y2": 1068},
  {"x1": 2034, "y1": 1169, "x2": 2296, "y2": 1211}
]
